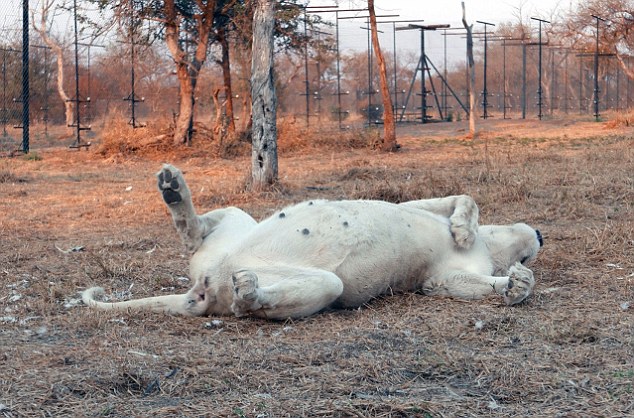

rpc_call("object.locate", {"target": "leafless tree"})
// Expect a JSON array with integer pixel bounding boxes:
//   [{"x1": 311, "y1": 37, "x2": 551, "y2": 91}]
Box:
[
  {"x1": 367, "y1": 0, "x2": 397, "y2": 151},
  {"x1": 32, "y1": 0, "x2": 74, "y2": 129},
  {"x1": 568, "y1": 0, "x2": 634, "y2": 80}
]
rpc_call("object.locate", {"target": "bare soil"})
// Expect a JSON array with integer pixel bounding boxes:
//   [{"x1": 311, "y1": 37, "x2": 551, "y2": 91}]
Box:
[{"x1": 0, "y1": 115, "x2": 633, "y2": 417}]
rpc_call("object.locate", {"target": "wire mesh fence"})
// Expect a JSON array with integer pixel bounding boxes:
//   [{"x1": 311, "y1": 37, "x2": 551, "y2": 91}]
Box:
[
  {"x1": 0, "y1": 1, "x2": 633, "y2": 155},
  {"x1": 1, "y1": 0, "x2": 28, "y2": 152}
]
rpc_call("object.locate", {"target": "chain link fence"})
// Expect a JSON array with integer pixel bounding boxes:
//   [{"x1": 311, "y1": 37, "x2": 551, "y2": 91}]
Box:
[{"x1": 1, "y1": 0, "x2": 28, "y2": 153}]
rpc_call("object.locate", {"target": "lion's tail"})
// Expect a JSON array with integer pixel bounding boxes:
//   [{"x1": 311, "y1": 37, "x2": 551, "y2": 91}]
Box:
[{"x1": 81, "y1": 287, "x2": 194, "y2": 316}]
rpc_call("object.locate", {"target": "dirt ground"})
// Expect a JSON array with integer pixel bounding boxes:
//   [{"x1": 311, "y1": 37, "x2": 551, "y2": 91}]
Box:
[{"x1": 0, "y1": 115, "x2": 633, "y2": 417}]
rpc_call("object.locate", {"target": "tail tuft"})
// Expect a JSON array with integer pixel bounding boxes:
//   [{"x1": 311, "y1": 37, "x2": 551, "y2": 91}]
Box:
[{"x1": 82, "y1": 287, "x2": 105, "y2": 306}]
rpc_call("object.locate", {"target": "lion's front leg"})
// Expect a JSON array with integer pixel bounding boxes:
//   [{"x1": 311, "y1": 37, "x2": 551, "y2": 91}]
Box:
[
  {"x1": 502, "y1": 262, "x2": 535, "y2": 305},
  {"x1": 157, "y1": 164, "x2": 220, "y2": 253},
  {"x1": 400, "y1": 195, "x2": 479, "y2": 249},
  {"x1": 424, "y1": 266, "x2": 534, "y2": 305},
  {"x1": 230, "y1": 268, "x2": 344, "y2": 319}
]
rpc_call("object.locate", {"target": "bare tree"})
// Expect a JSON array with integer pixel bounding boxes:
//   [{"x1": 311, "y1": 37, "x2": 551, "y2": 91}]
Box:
[
  {"x1": 368, "y1": 0, "x2": 398, "y2": 151},
  {"x1": 568, "y1": 0, "x2": 634, "y2": 80},
  {"x1": 32, "y1": 0, "x2": 74, "y2": 129},
  {"x1": 251, "y1": 0, "x2": 278, "y2": 188},
  {"x1": 462, "y1": 2, "x2": 477, "y2": 138},
  {"x1": 163, "y1": 0, "x2": 217, "y2": 145}
]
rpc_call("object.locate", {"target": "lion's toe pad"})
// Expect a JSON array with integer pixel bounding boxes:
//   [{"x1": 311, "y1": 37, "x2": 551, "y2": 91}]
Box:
[{"x1": 157, "y1": 165, "x2": 184, "y2": 205}]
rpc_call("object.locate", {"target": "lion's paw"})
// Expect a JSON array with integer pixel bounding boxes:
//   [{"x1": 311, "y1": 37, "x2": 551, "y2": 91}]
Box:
[
  {"x1": 450, "y1": 222, "x2": 476, "y2": 249},
  {"x1": 231, "y1": 270, "x2": 262, "y2": 317},
  {"x1": 449, "y1": 217, "x2": 477, "y2": 249},
  {"x1": 503, "y1": 262, "x2": 535, "y2": 305},
  {"x1": 157, "y1": 164, "x2": 187, "y2": 205}
]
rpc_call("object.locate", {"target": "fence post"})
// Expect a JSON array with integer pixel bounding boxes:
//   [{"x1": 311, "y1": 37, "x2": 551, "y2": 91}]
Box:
[{"x1": 21, "y1": 0, "x2": 29, "y2": 153}]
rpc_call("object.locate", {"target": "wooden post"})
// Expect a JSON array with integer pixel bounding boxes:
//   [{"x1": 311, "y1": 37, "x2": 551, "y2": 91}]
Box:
[
  {"x1": 368, "y1": 0, "x2": 398, "y2": 151},
  {"x1": 462, "y1": 2, "x2": 476, "y2": 138}
]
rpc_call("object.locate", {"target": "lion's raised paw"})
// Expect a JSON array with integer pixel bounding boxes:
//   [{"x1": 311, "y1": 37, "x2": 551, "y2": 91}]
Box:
[
  {"x1": 157, "y1": 164, "x2": 184, "y2": 205},
  {"x1": 503, "y1": 262, "x2": 535, "y2": 306}
]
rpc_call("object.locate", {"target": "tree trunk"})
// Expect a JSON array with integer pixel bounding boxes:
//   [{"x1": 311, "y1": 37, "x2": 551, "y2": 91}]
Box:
[
  {"x1": 212, "y1": 87, "x2": 223, "y2": 136},
  {"x1": 174, "y1": 64, "x2": 196, "y2": 145},
  {"x1": 368, "y1": 0, "x2": 398, "y2": 152},
  {"x1": 218, "y1": 26, "x2": 236, "y2": 135},
  {"x1": 462, "y1": 2, "x2": 477, "y2": 138},
  {"x1": 250, "y1": 0, "x2": 278, "y2": 189},
  {"x1": 32, "y1": 1, "x2": 74, "y2": 130},
  {"x1": 163, "y1": 0, "x2": 216, "y2": 145}
]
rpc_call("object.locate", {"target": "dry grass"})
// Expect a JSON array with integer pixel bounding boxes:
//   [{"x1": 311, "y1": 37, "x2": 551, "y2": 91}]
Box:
[
  {"x1": 0, "y1": 117, "x2": 633, "y2": 417},
  {"x1": 604, "y1": 110, "x2": 634, "y2": 128}
]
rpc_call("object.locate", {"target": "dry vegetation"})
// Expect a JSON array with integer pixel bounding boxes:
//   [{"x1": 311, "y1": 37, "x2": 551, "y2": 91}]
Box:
[{"x1": 0, "y1": 115, "x2": 633, "y2": 417}]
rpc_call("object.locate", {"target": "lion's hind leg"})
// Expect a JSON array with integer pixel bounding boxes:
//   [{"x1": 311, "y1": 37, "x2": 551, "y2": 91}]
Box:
[{"x1": 230, "y1": 268, "x2": 344, "y2": 319}]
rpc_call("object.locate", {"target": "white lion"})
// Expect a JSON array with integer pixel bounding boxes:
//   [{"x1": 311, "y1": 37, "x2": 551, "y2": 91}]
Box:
[{"x1": 82, "y1": 164, "x2": 543, "y2": 320}]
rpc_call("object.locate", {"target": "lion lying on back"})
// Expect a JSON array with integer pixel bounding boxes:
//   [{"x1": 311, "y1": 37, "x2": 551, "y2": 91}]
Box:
[{"x1": 82, "y1": 164, "x2": 543, "y2": 320}]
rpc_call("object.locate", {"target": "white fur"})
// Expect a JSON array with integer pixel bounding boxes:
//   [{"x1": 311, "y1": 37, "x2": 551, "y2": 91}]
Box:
[{"x1": 82, "y1": 164, "x2": 542, "y2": 320}]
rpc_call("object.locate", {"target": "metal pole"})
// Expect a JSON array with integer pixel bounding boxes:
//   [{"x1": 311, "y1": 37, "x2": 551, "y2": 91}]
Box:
[
  {"x1": 2, "y1": 49, "x2": 6, "y2": 137},
  {"x1": 503, "y1": 38, "x2": 507, "y2": 119},
  {"x1": 420, "y1": 28, "x2": 426, "y2": 123},
  {"x1": 43, "y1": 45, "x2": 49, "y2": 134},
  {"x1": 21, "y1": 0, "x2": 29, "y2": 153},
  {"x1": 531, "y1": 17, "x2": 550, "y2": 120},
  {"x1": 592, "y1": 14, "x2": 605, "y2": 121},
  {"x1": 335, "y1": 11, "x2": 342, "y2": 129},
  {"x1": 522, "y1": 43, "x2": 526, "y2": 119},
  {"x1": 564, "y1": 51, "x2": 569, "y2": 114},
  {"x1": 72, "y1": 0, "x2": 81, "y2": 146},
  {"x1": 537, "y1": 21, "x2": 543, "y2": 119},
  {"x1": 367, "y1": 17, "x2": 372, "y2": 125},
  {"x1": 477, "y1": 21, "x2": 495, "y2": 119},
  {"x1": 303, "y1": 9, "x2": 310, "y2": 126},
  {"x1": 604, "y1": 73, "x2": 609, "y2": 112},
  {"x1": 131, "y1": 35, "x2": 136, "y2": 127},
  {"x1": 443, "y1": 28, "x2": 448, "y2": 120},
  {"x1": 579, "y1": 56, "x2": 583, "y2": 114},
  {"x1": 550, "y1": 48, "x2": 555, "y2": 115}
]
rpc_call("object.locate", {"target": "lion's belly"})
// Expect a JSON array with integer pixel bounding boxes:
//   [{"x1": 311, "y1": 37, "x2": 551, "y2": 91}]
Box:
[{"x1": 234, "y1": 200, "x2": 455, "y2": 305}]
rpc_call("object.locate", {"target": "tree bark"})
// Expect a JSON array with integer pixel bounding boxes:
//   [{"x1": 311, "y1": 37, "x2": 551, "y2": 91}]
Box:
[
  {"x1": 250, "y1": 0, "x2": 278, "y2": 189},
  {"x1": 368, "y1": 0, "x2": 398, "y2": 152},
  {"x1": 462, "y1": 2, "x2": 477, "y2": 138}
]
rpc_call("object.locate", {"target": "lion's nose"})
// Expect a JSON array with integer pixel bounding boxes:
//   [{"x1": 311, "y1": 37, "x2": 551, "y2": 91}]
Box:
[{"x1": 535, "y1": 229, "x2": 544, "y2": 247}]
